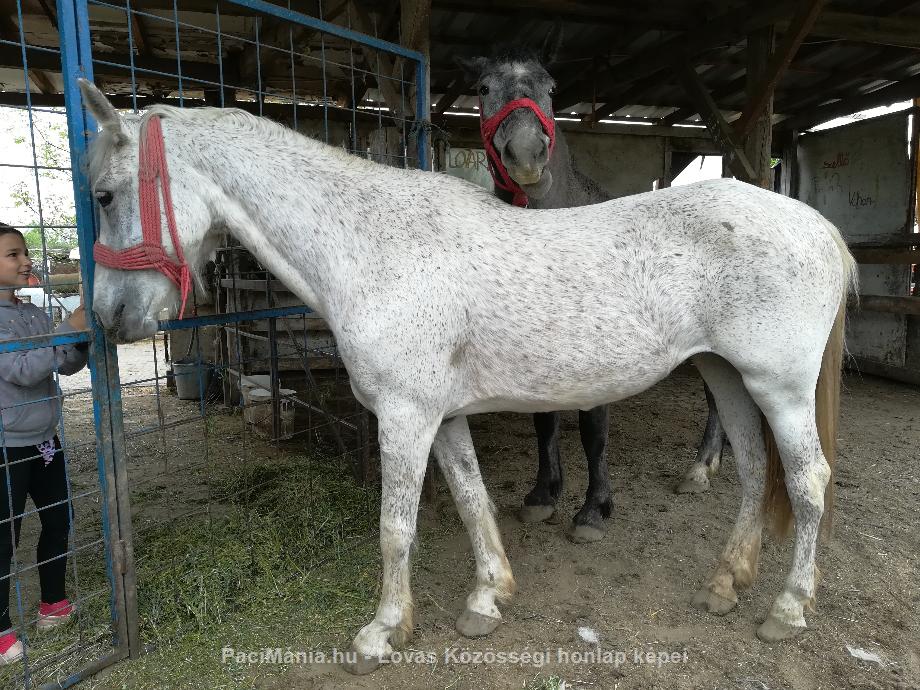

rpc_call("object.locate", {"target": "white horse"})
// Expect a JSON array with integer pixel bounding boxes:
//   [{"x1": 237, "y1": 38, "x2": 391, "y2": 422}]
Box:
[{"x1": 78, "y1": 80, "x2": 855, "y2": 673}]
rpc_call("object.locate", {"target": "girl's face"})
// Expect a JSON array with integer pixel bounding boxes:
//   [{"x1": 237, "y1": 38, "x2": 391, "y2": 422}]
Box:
[{"x1": 0, "y1": 233, "x2": 33, "y2": 291}]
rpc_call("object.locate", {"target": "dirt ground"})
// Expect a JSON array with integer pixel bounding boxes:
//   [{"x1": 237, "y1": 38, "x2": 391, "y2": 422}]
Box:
[{"x1": 274, "y1": 365, "x2": 919, "y2": 690}]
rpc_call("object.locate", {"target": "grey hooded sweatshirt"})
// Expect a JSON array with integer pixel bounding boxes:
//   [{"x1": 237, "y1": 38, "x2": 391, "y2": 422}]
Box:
[{"x1": 0, "y1": 298, "x2": 88, "y2": 447}]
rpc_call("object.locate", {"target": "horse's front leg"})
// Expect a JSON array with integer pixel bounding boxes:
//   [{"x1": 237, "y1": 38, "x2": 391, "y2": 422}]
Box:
[
  {"x1": 519, "y1": 411, "x2": 563, "y2": 523},
  {"x1": 345, "y1": 406, "x2": 440, "y2": 675},
  {"x1": 677, "y1": 381, "x2": 727, "y2": 494},
  {"x1": 432, "y1": 416, "x2": 516, "y2": 638}
]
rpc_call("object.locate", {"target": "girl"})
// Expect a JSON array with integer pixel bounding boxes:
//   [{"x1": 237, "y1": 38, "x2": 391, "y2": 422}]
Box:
[{"x1": 0, "y1": 222, "x2": 88, "y2": 664}]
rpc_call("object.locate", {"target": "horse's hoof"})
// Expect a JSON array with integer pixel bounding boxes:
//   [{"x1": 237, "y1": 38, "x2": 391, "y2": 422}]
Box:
[
  {"x1": 757, "y1": 615, "x2": 806, "y2": 642},
  {"x1": 456, "y1": 610, "x2": 501, "y2": 638},
  {"x1": 565, "y1": 522, "x2": 606, "y2": 543},
  {"x1": 692, "y1": 586, "x2": 737, "y2": 615},
  {"x1": 518, "y1": 504, "x2": 555, "y2": 524},
  {"x1": 676, "y1": 475, "x2": 710, "y2": 494},
  {"x1": 342, "y1": 647, "x2": 383, "y2": 675}
]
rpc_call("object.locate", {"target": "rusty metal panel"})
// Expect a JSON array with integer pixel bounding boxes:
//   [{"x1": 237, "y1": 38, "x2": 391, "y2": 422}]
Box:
[{"x1": 795, "y1": 112, "x2": 914, "y2": 367}]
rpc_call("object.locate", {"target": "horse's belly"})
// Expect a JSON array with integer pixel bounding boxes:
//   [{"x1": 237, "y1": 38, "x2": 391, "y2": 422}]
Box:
[{"x1": 452, "y1": 339, "x2": 685, "y2": 415}]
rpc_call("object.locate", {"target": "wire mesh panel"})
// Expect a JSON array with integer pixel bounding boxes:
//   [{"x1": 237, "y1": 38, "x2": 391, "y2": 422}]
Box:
[
  {"x1": 0, "y1": 2, "x2": 127, "y2": 688},
  {"x1": 54, "y1": 0, "x2": 428, "y2": 685}
]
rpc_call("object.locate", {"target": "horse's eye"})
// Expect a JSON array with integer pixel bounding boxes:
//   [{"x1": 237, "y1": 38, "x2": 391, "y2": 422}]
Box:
[
  {"x1": 95, "y1": 191, "x2": 113, "y2": 208},
  {"x1": 479, "y1": 84, "x2": 489, "y2": 96},
  {"x1": 549, "y1": 86, "x2": 556, "y2": 97}
]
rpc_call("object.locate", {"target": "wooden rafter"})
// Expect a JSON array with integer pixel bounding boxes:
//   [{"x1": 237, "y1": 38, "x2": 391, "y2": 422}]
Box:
[
  {"x1": 432, "y1": 0, "x2": 690, "y2": 28},
  {"x1": 777, "y1": 72, "x2": 920, "y2": 131},
  {"x1": 433, "y1": 72, "x2": 466, "y2": 114},
  {"x1": 238, "y1": 0, "x2": 348, "y2": 91},
  {"x1": 778, "y1": 47, "x2": 919, "y2": 115},
  {"x1": 581, "y1": 71, "x2": 666, "y2": 122},
  {"x1": 553, "y1": 1, "x2": 797, "y2": 112},
  {"x1": 350, "y1": 1, "x2": 407, "y2": 120},
  {"x1": 0, "y1": 15, "x2": 56, "y2": 94},
  {"x1": 129, "y1": 8, "x2": 149, "y2": 55},
  {"x1": 802, "y1": 10, "x2": 920, "y2": 50},
  {"x1": 675, "y1": 60, "x2": 755, "y2": 182},
  {"x1": 733, "y1": 0, "x2": 826, "y2": 139}
]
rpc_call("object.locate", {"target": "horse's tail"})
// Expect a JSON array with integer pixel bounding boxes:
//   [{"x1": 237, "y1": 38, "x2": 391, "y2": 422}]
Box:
[{"x1": 763, "y1": 227, "x2": 857, "y2": 538}]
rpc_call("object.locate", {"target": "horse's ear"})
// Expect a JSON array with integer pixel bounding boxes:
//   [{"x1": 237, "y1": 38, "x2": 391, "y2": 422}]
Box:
[
  {"x1": 454, "y1": 55, "x2": 489, "y2": 83},
  {"x1": 539, "y1": 22, "x2": 564, "y2": 66},
  {"x1": 78, "y1": 78, "x2": 127, "y2": 143}
]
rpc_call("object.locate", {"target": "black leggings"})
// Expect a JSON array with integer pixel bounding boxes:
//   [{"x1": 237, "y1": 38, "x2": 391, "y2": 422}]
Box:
[{"x1": 0, "y1": 438, "x2": 71, "y2": 631}]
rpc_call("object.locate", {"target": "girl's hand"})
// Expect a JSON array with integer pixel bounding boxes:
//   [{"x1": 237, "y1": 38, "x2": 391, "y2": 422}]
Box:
[{"x1": 67, "y1": 304, "x2": 87, "y2": 331}]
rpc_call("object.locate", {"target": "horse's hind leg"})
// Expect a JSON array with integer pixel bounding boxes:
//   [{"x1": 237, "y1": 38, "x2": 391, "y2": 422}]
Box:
[
  {"x1": 519, "y1": 412, "x2": 563, "y2": 523},
  {"x1": 677, "y1": 382, "x2": 727, "y2": 494},
  {"x1": 746, "y1": 378, "x2": 829, "y2": 642},
  {"x1": 691, "y1": 355, "x2": 765, "y2": 615},
  {"x1": 566, "y1": 404, "x2": 612, "y2": 543},
  {"x1": 346, "y1": 407, "x2": 439, "y2": 675},
  {"x1": 432, "y1": 416, "x2": 516, "y2": 638}
]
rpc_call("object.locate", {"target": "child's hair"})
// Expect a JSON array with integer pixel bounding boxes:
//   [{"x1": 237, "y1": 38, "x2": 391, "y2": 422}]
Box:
[{"x1": 0, "y1": 222, "x2": 24, "y2": 240}]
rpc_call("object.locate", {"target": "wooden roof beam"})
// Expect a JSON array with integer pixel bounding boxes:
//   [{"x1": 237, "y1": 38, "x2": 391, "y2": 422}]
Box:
[
  {"x1": 795, "y1": 11, "x2": 920, "y2": 50},
  {"x1": 0, "y1": 15, "x2": 56, "y2": 95},
  {"x1": 675, "y1": 60, "x2": 755, "y2": 182},
  {"x1": 431, "y1": 0, "x2": 690, "y2": 28},
  {"x1": 777, "y1": 47, "x2": 920, "y2": 114},
  {"x1": 777, "y1": 72, "x2": 920, "y2": 131},
  {"x1": 553, "y1": 0, "x2": 798, "y2": 112},
  {"x1": 350, "y1": 1, "x2": 407, "y2": 120},
  {"x1": 433, "y1": 72, "x2": 466, "y2": 114},
  {"x1": 733, "y1": 0, "x2": 826, "y2": 139}
]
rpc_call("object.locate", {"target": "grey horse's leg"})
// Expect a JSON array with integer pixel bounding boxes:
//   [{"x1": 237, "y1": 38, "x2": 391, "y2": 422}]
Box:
[
  {"x1": 566, "y1": 404, "x2": 612, "y2": 543},
  {"x1": 519, "y1": 411, "x2": 563, "y2": 523},
  {"x1": 677, "y1": 382, "x2": 727, "y2": 493}
]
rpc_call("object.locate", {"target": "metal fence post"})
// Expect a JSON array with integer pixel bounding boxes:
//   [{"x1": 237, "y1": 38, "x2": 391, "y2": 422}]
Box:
[{"x1": 57, "y1": 0, "x2": 141, "y2": 661}]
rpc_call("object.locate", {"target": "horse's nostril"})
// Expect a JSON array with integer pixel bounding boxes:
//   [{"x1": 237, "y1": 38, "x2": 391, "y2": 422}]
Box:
[{"x1": 111, "y1": 303, "x2": 126, "y2": 328}]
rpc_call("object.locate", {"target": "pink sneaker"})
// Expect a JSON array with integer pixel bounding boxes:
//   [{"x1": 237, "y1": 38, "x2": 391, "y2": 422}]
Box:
[
  {"x1": 37, "y1": 599, "x2": 74, "y2": 630},
  {"x1": 0, "y1": 630, "x2": 23, "y2": 664}
]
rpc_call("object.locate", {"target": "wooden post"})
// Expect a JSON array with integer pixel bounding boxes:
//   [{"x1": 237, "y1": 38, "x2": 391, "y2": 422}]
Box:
[
  {"x1": 401, "y1": 0, "x2": 431, "y2": 170},
  {"x1": 743, "y1": 26, "x2": 775, "y2": 189}
]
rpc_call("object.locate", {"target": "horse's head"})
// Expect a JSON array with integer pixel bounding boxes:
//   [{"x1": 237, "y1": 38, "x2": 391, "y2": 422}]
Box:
[
  {"x1": 79, "y1": 80, "x2": 216, "y2": 343},
  {"x1": 459, "y1": 27, "x2": 563, "y2": 199}
]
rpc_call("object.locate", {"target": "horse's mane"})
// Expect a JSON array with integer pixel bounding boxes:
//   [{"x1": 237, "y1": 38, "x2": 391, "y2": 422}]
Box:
[
  {"x1": 87, "y1": 103, "x2": 373, "y2": 182},
  {"x1": 489, "y1": 42, "x2": 542, "y2": 64}
]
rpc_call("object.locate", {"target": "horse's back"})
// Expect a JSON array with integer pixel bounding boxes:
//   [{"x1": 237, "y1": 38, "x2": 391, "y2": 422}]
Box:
[{"x1": 446, "y1": 179, "x2": 848, "y2": 412}]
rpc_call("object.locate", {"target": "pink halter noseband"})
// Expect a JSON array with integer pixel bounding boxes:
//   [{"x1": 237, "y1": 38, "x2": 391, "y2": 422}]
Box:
[
  {"x1": 93, "y1": 115, "x2": 192, "y2": 318},
  {"x1": 479, "y1": 97, "x2": 556, "y2": 208}
]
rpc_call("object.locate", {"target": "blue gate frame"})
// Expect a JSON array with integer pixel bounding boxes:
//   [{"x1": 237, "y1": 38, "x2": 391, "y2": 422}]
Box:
[{"x1": 0, "y1": 0, "x2": 431, "y2": 684}]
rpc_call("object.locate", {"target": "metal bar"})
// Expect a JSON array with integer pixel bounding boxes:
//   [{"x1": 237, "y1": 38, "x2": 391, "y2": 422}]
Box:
[
  {"x1": 55, "y1": 0, "x2": 144, "y2": 679},
  {"x1": 158, "y1": 305, "x2": 313, "y2": 331},
  {"x1": 0, "y1": 330, "x2": 89, "y2": 353},
  {"x1": 226, "y1": 0, "x2": 424, "y2": 62}
]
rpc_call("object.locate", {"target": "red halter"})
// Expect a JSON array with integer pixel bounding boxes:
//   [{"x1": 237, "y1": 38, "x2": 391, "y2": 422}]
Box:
[
  {"x1": 93, "y1": 115, "x2": 192, "y2": 318},
  {"x1": 479, "y1": 97, "x2": 556, "y2": 208}
]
